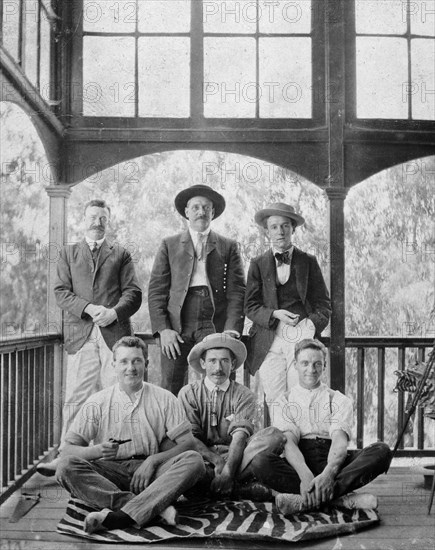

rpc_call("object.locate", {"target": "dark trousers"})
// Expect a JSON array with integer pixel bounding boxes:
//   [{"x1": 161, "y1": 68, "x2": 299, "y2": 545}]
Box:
[
  {"x1": 161, "y1": 287, "x2": 215, "y2": 395},
  {"x1": 249, "y1": 438, "x2": 392, "y2": 498}
]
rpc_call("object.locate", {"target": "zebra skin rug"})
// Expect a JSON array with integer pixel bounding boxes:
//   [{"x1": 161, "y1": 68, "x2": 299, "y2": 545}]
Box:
[{"x1": 57, "y1": 497, "x2": 380, "y2": 543}]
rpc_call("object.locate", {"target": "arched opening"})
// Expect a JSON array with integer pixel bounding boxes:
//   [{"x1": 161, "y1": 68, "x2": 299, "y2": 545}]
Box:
[
  {"x1": 68, "y1": 149, "x2": 328, "y2": 385},
  {"x1": 0, "y1": 101, "x2": 54, "y2": 339},
  {"x1": 344, "y1": 156, "x2": 434, "y2": 448}
]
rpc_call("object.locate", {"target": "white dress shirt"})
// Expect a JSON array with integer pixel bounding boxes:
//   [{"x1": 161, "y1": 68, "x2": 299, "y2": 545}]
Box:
[
  {"x1": 272, "y1": 246, "x2": 294, "y2": 285},
  {"x1": 189, "y1": 227, "x2": 211, "y2": 287}
]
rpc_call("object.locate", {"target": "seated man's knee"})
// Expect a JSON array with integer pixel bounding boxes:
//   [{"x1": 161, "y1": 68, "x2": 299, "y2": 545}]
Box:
[
  {"x1": 250, "y1": 450, "x2": 275, "y2": 474},
  {"x1": 55, "y1": 455, "x2": 85, "y2": 482},
  {"x1": 180, "y1": 450, "x2": 206, "y2": 475}
]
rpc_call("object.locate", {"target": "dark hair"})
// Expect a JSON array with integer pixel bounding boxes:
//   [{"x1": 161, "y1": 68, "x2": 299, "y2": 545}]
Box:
[
  {"x1": 84, "y1": 199, "x2": 111, "y2": 216},
  {"x1": 200, "y1": 347, "x2": 236, "y2": 363},
  {"x1": 112, "y1": 336, "x2": 148, "y2": 362},
  {"x1": 294, "y1": 339, "x2": 327, "y2": 362}
]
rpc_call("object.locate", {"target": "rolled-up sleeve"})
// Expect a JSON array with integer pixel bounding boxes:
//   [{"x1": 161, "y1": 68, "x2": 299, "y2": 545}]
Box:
[
  {"x1": 329, "y1": 392, "x2": 353, "y2": 439},
  {"x1": 270, "y1": 395, "x2": 301, "y2": 440}
]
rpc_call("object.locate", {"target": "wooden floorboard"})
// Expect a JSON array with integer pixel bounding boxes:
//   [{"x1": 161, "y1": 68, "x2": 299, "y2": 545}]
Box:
[{"x1": 1, "y1": 467, "x2": 434, "y2": 550}]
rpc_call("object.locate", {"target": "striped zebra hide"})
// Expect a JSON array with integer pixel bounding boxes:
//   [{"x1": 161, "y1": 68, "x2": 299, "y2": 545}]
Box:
[{"x1": 57, "y1": 497, "x2": 379, "y2": 543}]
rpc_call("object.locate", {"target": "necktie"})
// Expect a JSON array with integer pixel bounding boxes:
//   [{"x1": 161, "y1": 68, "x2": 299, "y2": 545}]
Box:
[
  {"x1": 211, "y1": 386, "x2": 220, "y2": 427},
  {"x1": 275, "y1": 250, "x2": 291, "y2": 267},
  {"x1": 196, "y1": 233, "x2": 206, "y2": 261},
  {"x1": 91, "y1": 242, "x2": 99, "y2": 264}
]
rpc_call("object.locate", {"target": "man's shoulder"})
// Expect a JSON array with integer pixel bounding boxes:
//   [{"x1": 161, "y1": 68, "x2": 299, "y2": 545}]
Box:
[
  {"x1": 293, "y1": 246, "x2": 318, "y2": 263},
  {"x1": 143, "y1": 382, "x2": 179, "y2": 402},
  {"x1": 231, "y1": 380, "x2": 256, "y2": 400},
  {"x1": 178, "y1": 380, "x2": 203, "y2": 399}
]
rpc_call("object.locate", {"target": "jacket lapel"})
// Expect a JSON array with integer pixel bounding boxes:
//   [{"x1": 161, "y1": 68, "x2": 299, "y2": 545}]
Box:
[
  {"x1": 80, "y1": 239, "x2": 94, "y2": 274},
  {"x1": 293, "y1": 247, "x2": 308, "y2": 303},
  {"x1": 93, "y1": 239, "x2": 113, "y2": 282},
  {"x1": 205, "y1": 230, "x2": 218, "y2": 256},
  {"x1": 262, "y1": 250, "x2": 279, "y2": 309}
]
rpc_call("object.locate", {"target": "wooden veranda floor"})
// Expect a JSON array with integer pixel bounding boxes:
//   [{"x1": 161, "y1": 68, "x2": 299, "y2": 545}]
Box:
[{"x1": 0, "y1": 465, "x2": 434, "y2": 550}]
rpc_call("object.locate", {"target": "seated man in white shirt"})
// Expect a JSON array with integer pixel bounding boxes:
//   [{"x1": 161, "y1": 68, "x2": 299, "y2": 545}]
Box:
[
  {"x1": 248, "y1": 339, "x2": 392, "y2": 514},
  {"x1": 55, "y1": 336, "x2": 205, "y2": 534}
]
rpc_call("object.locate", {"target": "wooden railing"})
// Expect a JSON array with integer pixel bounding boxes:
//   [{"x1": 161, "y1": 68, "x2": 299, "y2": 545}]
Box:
[
  {"x1": 0, "y1": 334, "x2": 433, "y2": 503},
  {"x1": 0, "y1": 334, "x2": 62, "y2": 504}
]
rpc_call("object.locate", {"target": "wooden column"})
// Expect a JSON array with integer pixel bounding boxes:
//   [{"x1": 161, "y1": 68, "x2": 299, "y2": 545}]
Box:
[
  {"x1": 325, "y1": 0, "x2": 347, "y2": 392},
  {"x1": 325, "y1": 187, "x2": 347, "y2": 391},
  {"x1": 45, "y1": 185, "x2": 71, "y2": 445}
]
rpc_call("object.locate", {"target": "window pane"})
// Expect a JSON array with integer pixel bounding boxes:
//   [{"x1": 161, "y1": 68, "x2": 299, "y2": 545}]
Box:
[
  {"x1": 83, "y1": 0, "x2": 137, "y2": 33},
  {"x1": 409, "y1": 0, "x2": 435, "y2": 36},
  {"x1": 83, "y1": 36, "x2": 135, "y2": 116},
  {"x1": 411, "y1": 39, "x2": 435, "y2": 119},
  {"x1": 203, "y1": 0, "x2": 257, "y2": 34},
  {"x1": 356, "y1": 37, "x2": 408, "y2": 118},
  {"x1": 204, "y1": 37, "x2": 256, "y2": 117},
  {"x1": 138, "y1": 0, "x2": 191, "y2": 32},
  {"x1": 40, "y1": 12, "x2": 51, "y2": 102},
  {"x1": 24, "y1": 2, "x2": 38, "y2": 86},
  {"x1": 2, "y1": 0, "x2": 21, "y2": 61},
  {"x1": 355, "y1": 0, "x2": 406, "y2": 34},
  {"x1": 259, "y1": 0, "x2": 311, "y2": 34},
  {"x1": 138, "y1": 37, "x2": 190, "y2": 117},
  {"x1": 259, "y1": 37, "x2": 311, "y2": 118}
]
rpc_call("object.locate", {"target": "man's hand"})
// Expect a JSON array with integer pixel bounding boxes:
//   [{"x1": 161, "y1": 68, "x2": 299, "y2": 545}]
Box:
[
  {"x1": 93, "y1": 307, "x2": 117, "y2": 327},
  {"x1": 130, "y1": 456, "x2": 159, "y2": 494},
  {"x1": 300, "y1": 473, "x2": 318, "y2": 508},
  {"x1": 99, "y1": 441, "x2": 119, "y2": 461},
  {"x1": 309, "y1": 471, "x2": 335, "y2": 505},
  {"x1": 210, "y1": 467, "x2": 234, "y2": 497},
  {"x1": 273, "y1": 309, "x2": 300, "y2": 326},
  {"x1": 211, "y1": 455, "x2": 226, "y2": 476},
  {"x1": 84, "y1": 303, "x2": 101, "y2": 318},
  {"x1": 159, "y1": 329, "x2": 184, "y2": 360}
]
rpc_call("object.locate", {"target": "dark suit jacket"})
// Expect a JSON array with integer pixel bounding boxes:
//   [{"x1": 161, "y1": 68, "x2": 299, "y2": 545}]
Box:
[
  {"x1": 244, "y1": 247, "x2": 331, "y2": 374},
  {"x1": 148, "y1": 230, "x2": 245, "y2": 336},
  {"x1": 54, "y1": 239, "x2": 142, "y2": 354}
]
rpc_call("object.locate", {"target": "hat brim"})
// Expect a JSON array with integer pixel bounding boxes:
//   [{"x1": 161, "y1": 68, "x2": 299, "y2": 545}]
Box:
[
  {"x1": 187, "y1": 333, "x2": 247, "y2": 374},
  {"x1": 175, "y1": 185, "x2": 226, "y2": 219},
  {"x1": 255, "y1": 208, "x2": 305, "y2": 227}
]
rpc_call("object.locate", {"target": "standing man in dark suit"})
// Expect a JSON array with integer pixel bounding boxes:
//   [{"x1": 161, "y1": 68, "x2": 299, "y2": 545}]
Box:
[
  {"x1": 148, "y1": 184, "x2": 245, "y2": 395},
  {"x1": 245, "y1": 203, "x2": 331, "y2": 407},
  {"x1": 38, "y1": 199, "x2": 142, "y2": 476}
]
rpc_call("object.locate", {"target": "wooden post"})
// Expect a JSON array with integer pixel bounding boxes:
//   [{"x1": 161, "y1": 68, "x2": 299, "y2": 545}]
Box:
[
  {"x1": 45, "y1": 185, "x2": 71, "y2": 445},
  {"x1": 324, "y1": 0, "x2": 347, "y2": 392}
]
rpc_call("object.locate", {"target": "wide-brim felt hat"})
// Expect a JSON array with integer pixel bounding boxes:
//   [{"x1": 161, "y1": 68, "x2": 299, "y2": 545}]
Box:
[
  {"x1": 175, "y1": 185, "x2": 226, "y2": 219},
  {"x1": 254, "y1": 202, "x2": 305, "y2": 227},
  {"x1": 187, "y1": 333, "x2": 247, "y2": 373}
]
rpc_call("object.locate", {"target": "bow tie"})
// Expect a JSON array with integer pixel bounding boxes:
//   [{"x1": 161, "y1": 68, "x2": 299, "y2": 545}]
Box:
[{"x1": 275, "y1": 250, "x2": 291, "y2": 266}]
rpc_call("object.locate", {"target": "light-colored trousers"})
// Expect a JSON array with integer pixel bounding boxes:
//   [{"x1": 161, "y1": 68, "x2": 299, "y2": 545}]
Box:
[
  {"x1": 259, "y1": 318, "x2": 316, "y2": 406},
  {"x1": 60, "y1": 325, "x2": 116, "y2": 446},
  {"x1": 56, "y1": 451, "x2": 205, "y2": 527}
]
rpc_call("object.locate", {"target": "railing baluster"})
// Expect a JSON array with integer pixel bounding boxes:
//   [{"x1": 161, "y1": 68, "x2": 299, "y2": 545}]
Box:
[
  {"x1": 377, "y1": 347, "x2": 385, "y2": 442},
  {"x1": 397, "y1": 346, "x2": 406, "y2": 450},
  {"x1": 9, "y1": 352, "x2": 16, "y2": 483},
  {"x1": 22, "y1": 349, "x2": 29, "y2": 471},
  {"x1": 1, "y1": 354, "x2": 9, "y2": 488},
  {"x1": 16, "y1": 350, "x2": 23, "y2": 476},
  {"x1": 357, "y1": 347, "x2": 365, "y2": 449},
  {"x1": 28, "y1": 349, "x2": 35, "y2": 465},
  {"x1": 417, "y1": 347, "x2": 426, "y2": 450}
]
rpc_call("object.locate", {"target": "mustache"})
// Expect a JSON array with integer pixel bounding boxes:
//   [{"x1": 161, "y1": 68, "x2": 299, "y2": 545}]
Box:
[{"x1": 211, "y1": 371, "x2": 225, "y2": 376}]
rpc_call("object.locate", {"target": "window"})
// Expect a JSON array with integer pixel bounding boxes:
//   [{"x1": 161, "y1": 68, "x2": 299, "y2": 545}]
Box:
[
  {"x1": 80, "y1": 0, "x2": 316, "y2": 120},
  {"x1": 355, "y1": 0, "x2": 435, "y2": 120},
  {"x1": 1, "y1": 0, "x2": 54, "y2": 102}
]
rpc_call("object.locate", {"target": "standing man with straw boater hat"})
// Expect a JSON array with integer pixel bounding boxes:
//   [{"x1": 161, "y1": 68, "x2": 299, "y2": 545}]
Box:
[
  {"x1": 245, "y1": 202, "x2": 331, "y2": 406},
  {"x1": 148, "y1": 185, "x2": 245, "y2": 395}
]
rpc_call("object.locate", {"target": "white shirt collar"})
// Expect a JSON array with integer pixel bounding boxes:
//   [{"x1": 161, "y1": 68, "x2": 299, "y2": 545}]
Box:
[
  {"x1": 204, "y1": 376, "x2": 230, "y2": 393},
  {"x1": 189, "y1": 227, "x2": 211, "y2": 242},
  {"x1": 293, "y1": 382, "x2": 325, "y2": 395},
  {"x1": 85, "y1": 236, "x2": 106, "y2": 248}
]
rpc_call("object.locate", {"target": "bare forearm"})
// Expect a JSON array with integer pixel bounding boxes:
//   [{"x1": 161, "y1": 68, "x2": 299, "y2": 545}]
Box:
[
  {"x1": 283, "y1": 434, "x2": 313, "y2": 481},
  {"x1": 62, "y1": 443, "x2": 102, "y2": 461},
  {"x1": 224, "y1": 431, "x2": 247, "y2": 477}
]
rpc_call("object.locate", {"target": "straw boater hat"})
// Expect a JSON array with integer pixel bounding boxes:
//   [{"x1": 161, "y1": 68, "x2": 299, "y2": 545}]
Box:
[
  {"x1": 175, "y1": 184, "x2": 226, "y2": 219},
  {"x1": 187, "y1": 333, "x2": 247, "y2": 373},
  {"x1": 254, "y1": 202, "x2": 305, "y2": 228}
]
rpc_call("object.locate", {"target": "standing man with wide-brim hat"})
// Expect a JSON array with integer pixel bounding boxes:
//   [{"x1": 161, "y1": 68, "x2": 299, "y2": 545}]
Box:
[
  {"x1": 148, "y1": 185, "x2": 246, "y2": 395},
  {"x1": 245, "y1": 202, "x2": 331, "y2": 408}
]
